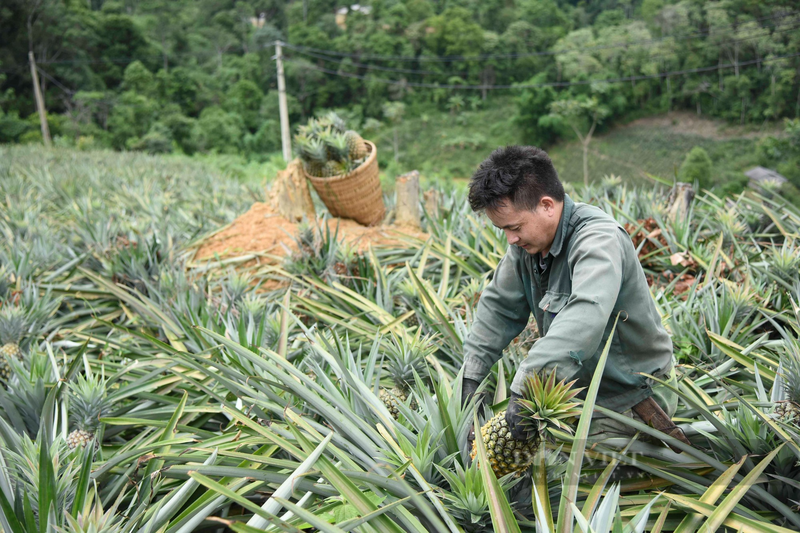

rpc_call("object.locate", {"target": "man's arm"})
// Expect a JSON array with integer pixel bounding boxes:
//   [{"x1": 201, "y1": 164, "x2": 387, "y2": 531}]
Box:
[
  {"x1": 463, "y1": 247, "x2": 532, "y2": 384},
  {"x1": 511, "y1": 223, "x2": 624, "y2": 394}
]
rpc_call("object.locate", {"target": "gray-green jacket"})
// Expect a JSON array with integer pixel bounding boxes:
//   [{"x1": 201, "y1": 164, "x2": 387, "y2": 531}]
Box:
[{"x1": 463, "y1": 194, "x2": 673, "y2": 412}]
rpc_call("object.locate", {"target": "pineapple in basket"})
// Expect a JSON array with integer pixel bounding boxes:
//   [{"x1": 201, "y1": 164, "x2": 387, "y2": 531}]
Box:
[
  {"x1": 379, "y1": 332, "x2": 435, "y2": 419},
  {"x1": 471, "y1": 369, "x2": 582, "y2": 478},
  {"x1": 67, "y1": 373, "x2": 112, "y2": 450},
  {"x1": 294, "y1": 112, "x2": 369, "y2": 178}
]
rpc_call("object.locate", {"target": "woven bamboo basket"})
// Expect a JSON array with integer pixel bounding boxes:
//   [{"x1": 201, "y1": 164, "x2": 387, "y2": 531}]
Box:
[{"x1": 305, "y1": 141, "x2": 385, "y2": 226}]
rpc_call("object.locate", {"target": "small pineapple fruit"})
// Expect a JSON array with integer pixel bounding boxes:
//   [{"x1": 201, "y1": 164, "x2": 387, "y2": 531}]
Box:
[
  {"x1": 322, "y1": 160, "x2": 345, "y2": 178},
  {"x1": 67, "y1": 373, "x2": 111, "y2": 450},
  {"x1": 379, "y1": 332, "x2": 435, "y2": 419},
  {"x1": 0, "y1": 306, "x2": 28, "y2": 383},
  {"x1": 471, "y1": 369, "x2": 582, "y2": 478},
  {"x1": 344, "y1": 130, "x2": 369, "y2": 160},
  {"x1": 774, "y1": 352, "x2": 800, "y2": 427}
]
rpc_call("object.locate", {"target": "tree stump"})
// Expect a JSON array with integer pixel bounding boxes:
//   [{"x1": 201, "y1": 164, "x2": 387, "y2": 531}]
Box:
[
  {"x1": 667, "y1": 182, "x2": 695, "y2": 222},
  {"x1": 395, "y1": 170, "x2": 421, "y2": 229},
  {"x1": 423, "y1": 189, "x2": 439, "y2": 221},
  {"x1": 268, "y1": 158, "x2": 316, "y2": 222}
]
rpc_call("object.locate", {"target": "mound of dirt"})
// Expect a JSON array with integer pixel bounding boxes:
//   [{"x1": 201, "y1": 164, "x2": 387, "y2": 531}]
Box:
[{"x1": 193, "y1": 202, "x2": 429, "y2": 263}]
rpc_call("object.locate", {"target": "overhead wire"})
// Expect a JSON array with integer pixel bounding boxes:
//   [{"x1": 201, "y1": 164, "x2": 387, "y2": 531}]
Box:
[
  {"x1": 282, "y1": 51, "x2": 800, "y2": 90},
  {"x1": 284, "y1": 20, "x2": 800, "y2": 77}
]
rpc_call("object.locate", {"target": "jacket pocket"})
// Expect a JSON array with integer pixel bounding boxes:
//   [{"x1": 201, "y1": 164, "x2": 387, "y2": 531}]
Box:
[{"x1": 538, "y1": 291, "x2": 569, "y2": 335}]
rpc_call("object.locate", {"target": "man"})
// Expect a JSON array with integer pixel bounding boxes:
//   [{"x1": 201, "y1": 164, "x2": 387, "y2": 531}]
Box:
[{"x1": 461, "y1": 145, "x2": 686, "y2": 447}]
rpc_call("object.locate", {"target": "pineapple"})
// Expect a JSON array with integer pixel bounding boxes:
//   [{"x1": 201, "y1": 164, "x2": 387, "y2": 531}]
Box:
[
  {"x1": 471, "y1": 369, "x2": 582, "y2": 478},
  {"x1": 379, "y1": 332, "x2": 435, "y2": 419},
  {"x1": 0, "y1": 306, "x2": 27, "y2": 383},
  {"x1": 305, "y1": 138, "x2": 328, "y2": 177},
  {"x1": 344, "y1": 130, "x2": 369, "y2": 160},
  {"x1": 67, "y1": 373, "x2": 112, "y2": 450},
  {"x1": 774, "y1": 352, "x2": 800, "y2": 427},
  {"x1": 322, "y1": 160, "x2": 345, "y2": 178}
]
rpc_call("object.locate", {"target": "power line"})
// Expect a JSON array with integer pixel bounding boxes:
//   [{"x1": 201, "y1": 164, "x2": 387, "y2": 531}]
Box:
[
  {"x1": 282, "y1": 11, "x2": 800, "y2": 63},
  {"x1": 283, "y1": 51, "x2": 800, "y2": 90},
  {"x1": 36, "y1": 66, "x2": 74, "y2": 96},
  {"x1": 286, "y1": 21, "x2": 800, "y2": 77}
]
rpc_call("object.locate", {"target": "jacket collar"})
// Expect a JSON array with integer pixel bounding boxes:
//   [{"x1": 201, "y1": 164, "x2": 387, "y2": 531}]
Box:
[{"x1": 545, "y1": 194, "x2": 574, "y2": 258}]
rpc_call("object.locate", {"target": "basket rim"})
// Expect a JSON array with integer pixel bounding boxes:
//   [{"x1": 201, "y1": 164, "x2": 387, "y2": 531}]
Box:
[{"x1": 305, "y1": 140, "x2": 377, "y2": 183}]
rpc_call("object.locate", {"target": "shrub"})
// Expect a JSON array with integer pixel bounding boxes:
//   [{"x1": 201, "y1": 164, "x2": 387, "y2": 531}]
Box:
[{"x1": 678, "y1": 146, "x2": 713, "y2": 190}]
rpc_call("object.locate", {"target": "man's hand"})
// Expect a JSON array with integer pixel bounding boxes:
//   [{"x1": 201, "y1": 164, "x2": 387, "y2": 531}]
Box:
[
  {"x1": 461, "y1": 378, "x2": 481, "y2": 407},
  {"x1": 506, "y1": 391, "x2": 531, "y2": 440},
  {"x1": 462, "y1": 378, "x2": 482, "y2": 447}
]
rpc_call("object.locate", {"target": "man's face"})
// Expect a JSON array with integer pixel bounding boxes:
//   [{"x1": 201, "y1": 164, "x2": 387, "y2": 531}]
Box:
[{"x1": 485, "y1": 197, "x2": 562, "y2": 256}]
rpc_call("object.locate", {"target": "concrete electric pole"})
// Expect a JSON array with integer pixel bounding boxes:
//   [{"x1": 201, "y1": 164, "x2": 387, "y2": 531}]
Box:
[
  {"x1": 28, "y1": 51, "x2": 52, "y2": 147},
  {"x1": 275, "y1": 41, "x2": 292, "y2": 162}
]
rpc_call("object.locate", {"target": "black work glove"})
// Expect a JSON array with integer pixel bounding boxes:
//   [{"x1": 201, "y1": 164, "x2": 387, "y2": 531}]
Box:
[
  {"x1": 462, "y1": 378, "x2": 482, "y2": 448},
  {"x1": 461, "y1": 378, "x2": 481, "y2": 407},
  {"x1": 506, "y1": 391, "x2": 531, "y2": 441}
]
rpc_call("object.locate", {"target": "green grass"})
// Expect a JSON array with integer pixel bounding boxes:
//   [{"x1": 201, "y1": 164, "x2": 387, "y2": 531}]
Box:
[
  {"x1": 547, "y1": 124, "x2": 762, "y2": 186},
  {"x1": 369, "y1": 98, "x2": 523, "y2": 183},
  {"x1": 363, "y1": 103, "x2": 765, "y2": 189}
]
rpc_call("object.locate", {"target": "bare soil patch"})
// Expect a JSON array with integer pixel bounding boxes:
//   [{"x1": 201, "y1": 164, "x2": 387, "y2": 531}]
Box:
[
  {"x1": 192, "y1": 202, "x2": 428, "y2": 263},
  {"x1": 623, "y1": 111, "x2": 779, "y2": 139}
]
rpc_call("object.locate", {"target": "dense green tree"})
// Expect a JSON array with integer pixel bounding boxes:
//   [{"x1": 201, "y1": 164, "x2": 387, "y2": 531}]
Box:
[{"x1": 0, "y1": 0, "x2": 799, "y2": 159}]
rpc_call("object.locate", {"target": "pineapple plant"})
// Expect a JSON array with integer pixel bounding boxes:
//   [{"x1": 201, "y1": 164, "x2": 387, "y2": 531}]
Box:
[
  {"x1": 774, "y1": 351, "x2": 800, "y2": 428},
  {"x1": 379, "y1": 332, "x2": 435, "y2": 419},
  {"x1": 471, "y1": 369, "x2": 582, "y2": 478},
  {"x1": 0, "y1": 305, "x2": 28, "y2": 383},
  {"x1": 67, "y1": 373, "x2": 112, "y2": 450}
]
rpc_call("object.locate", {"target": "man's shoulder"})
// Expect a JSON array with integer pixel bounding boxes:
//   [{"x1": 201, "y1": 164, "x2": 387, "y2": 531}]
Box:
[{"x1": 570, "y1": 202, "x2": 620, "y2": 232}]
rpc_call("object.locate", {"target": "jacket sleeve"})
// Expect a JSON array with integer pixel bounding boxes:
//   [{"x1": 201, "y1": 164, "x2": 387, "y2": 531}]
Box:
[
  {"x1": 463, "y1": 247, "x2": 531, "y2": 383},
  {"x1": 511, "y1": 223, "x2": 623, "y2": 394}
]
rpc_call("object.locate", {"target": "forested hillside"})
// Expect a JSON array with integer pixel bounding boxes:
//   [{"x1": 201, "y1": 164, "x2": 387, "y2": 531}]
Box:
[{"x1": 1, "y1": 0, "x2": 800, "y2": 191}]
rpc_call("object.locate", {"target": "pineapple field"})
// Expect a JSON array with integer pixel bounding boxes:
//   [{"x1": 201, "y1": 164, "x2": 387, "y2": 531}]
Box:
[{"x1": 2, "y1": 143, "x2": 800, "y2": 533}]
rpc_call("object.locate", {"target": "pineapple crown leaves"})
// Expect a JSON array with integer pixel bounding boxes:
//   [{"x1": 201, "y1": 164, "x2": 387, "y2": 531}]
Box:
[
  {"x1": 0, "y1": 282, "x2": 61, "y2": 345},
  {"x1": 516, "y1": 368, "x2": 584, "y2": 434},
  {"x1": 0, "y1": 305, "x2": 28, "y2": 344},
  {"x1": 68, "y1": 373, "x2": 112, "y2": 432},
  {"x1": 780, "y1": 350, "x2": 800, "y2": 404},
  {"x1": 383, "y1": 331, "x2": 436, "y2": 386}
]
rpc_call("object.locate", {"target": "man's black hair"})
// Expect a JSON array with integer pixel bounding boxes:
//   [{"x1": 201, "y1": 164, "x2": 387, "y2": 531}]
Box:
[{"x1": 468, "y1": 145, "x2": 565, "y2": 212}]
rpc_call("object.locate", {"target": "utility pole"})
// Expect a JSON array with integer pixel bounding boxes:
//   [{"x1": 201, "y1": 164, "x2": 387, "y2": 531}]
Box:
[
  {"x1": 28, "y1": 51, "x2": 51, "y2": 147},
  {"x1": 275, "y1": 41, "x2": 292, "y2": 162}
]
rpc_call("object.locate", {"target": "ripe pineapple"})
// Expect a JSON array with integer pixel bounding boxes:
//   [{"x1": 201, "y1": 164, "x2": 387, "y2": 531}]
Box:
[
  {"x1": 471, "y1": 369, "x2": 582, "y2": 478},
  {"x1": 344, "y1": 130, "x2": 369, "y2": 160},
  {"x1": 379, "y1": 332, "x2": 435, "y2": 419},
  {"x1": 775, "y1": 352, "x2": 800, "y2": 427},
  {"x1": 67, "y1": 374, "x2": 111, "y2": 450},
  {"x1": 0, "y1": 306, "x2": 27, "y2": 383}
]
